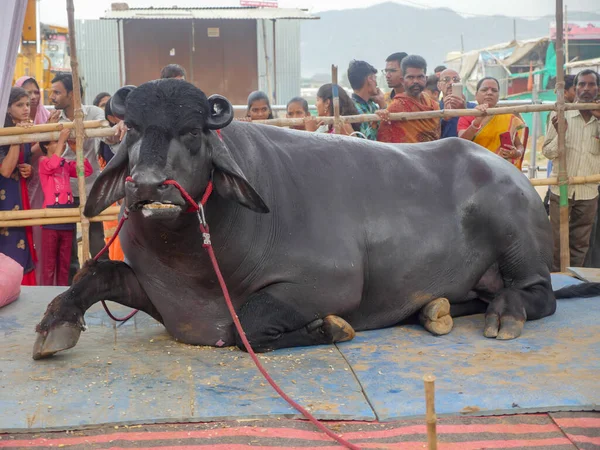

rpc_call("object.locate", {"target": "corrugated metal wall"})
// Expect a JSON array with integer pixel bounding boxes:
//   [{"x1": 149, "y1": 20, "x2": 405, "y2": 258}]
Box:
[
  {"x1": 256, "y1": 19, "x2": 301, "y2": 106},
  {"x1": 75, "y1": 18, "x2": 301, "y2": 107},
  {"x1": 75, "y1": 20, "x2": 122, "y2": 104}
]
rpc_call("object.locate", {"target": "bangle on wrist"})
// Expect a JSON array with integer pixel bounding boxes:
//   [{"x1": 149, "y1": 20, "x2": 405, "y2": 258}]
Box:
[{"x1": 470, "y1": 121, "x2": 481, "y2": 130}]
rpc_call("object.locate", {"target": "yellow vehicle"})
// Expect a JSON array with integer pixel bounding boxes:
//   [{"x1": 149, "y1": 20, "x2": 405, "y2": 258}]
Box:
[{"x1": 13, "y1": 0, "x2": 70, "y2": 101}]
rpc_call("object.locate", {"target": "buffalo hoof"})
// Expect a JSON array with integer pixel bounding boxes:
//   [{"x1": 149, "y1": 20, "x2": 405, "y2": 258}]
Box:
[
  {"x1": 32, "y1": 323, "x2": 82, "y2": 360},
  {"x1": 323, "y1": 315, "x2": 356, "y2": 343},
  {"x1": 419, "y1": 297, "x2": 453, "y2": 336},
  {"x1": 484, "y1": 314, "x2": 524, "y2": 340}
]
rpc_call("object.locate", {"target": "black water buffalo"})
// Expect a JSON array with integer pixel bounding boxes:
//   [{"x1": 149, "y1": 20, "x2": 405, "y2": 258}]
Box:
[{"x1": 32, "y1": 80, "x2": 586, "y2": 360}]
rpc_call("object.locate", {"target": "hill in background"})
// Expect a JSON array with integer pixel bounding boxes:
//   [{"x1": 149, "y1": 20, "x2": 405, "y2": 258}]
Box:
[{"x1": 300, "y1": 1, "x2": 600, "y2": 79}]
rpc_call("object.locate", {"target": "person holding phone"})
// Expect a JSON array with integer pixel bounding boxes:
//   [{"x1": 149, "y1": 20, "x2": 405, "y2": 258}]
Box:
[
  {"x1": 457, "y1": 77, "x2": 527, "y2": 170},
  {"x1": 437, "y1": 69, "x2": 476, "y2": 138}
]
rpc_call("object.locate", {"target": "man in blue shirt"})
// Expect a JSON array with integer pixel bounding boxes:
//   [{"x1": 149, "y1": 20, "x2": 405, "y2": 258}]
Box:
[{"x1": 437, "y1": 68, "x2": 475, "y2": 138}]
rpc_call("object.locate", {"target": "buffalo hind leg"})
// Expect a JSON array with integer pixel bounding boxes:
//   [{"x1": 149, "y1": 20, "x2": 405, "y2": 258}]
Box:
[
  {"x1": 419, "y1": 297, "x2": 453, "y2": 336},
  {"x1": 484, "y1": 282, "x2": 556, "y2": 340},
  {"x1": 33, "y1": 259, "x2": 161, "y2": 360},
  {"x1": 234, "y1": 291, "x2": 355, "y2": 353}
]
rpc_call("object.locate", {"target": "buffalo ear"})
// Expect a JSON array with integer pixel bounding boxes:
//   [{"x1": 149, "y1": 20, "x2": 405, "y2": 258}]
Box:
[
  {"x1": 210, "y1": 136, "x2": 269, "y2": 214},
  {"x1": 205, "y1": 95, "x2": 234, "y2": 130},
  {"x1": 84, "y1": 147, "x2": 129, "y2": 218},
  {"x1": 109, "y1": 85, "x2": 136, "y2": 120}
]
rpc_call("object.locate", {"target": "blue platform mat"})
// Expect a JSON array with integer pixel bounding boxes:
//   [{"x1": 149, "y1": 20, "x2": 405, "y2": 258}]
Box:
[
  {"x1": 0, "y1": 287, "x2": 374, "y2": 432},
  {"x1": 0, "y1": 274, "x2": 598, "y2": 432},
  {"x1": 337, "y1": 274, "x2": 599, "y2": 421}
]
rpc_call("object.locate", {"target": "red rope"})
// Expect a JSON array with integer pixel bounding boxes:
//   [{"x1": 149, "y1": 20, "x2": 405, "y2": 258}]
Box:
[
  {"x1": 93, "y1": 176, "x2": 358, "y2": 448},
  {"x1": 162, "y1": 179, "x2": 212, "y2": 212},
  {"x1": 202, "y1": 237, "x2": 359, "y2": 450},
  {"x1": 94, "y1": 207, "x2": 138, "y2": 322},
  {"x1": 175, "y1": 179, "x2": 359, "y2": 449},
  {"x1": 94, "y1": 177, "x2": 212, "y2": 323}
]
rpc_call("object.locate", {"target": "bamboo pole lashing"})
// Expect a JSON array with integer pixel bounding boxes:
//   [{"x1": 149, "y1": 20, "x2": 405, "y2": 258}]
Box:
[
  {"x1": 2, "y1": 169, "x2": 598, "y2": 226},
  {"x1": 66, "y1": 0, "x2": 90, "y2": 262},
  {"x1": 0, "y1": 172, "x2": 597, "y2": 224},
  {"x1": 0, "y1": 205, "x2": 120, "y2": 221},
  {"x1": 424, "y1": 374, "x2": 438, "y2": 450},
  {"x1": 0, "y1": 119, "x2": 108, "y2": 137},
  {"x1": 0, "y1": 215, "x2": 119, "y2": 228}
]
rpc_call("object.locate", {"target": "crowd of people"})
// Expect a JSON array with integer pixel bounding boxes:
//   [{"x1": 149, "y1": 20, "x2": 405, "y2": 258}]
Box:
[
  {"x1": 1, "y1": 57, "x2": 599, "y2": 286},
  {"x1": 243, "y1": 53, "x2": 529, "y2": 174}
]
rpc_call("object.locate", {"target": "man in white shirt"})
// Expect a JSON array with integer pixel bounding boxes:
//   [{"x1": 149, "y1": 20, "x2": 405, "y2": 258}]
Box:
[{"x1": 542, "y1": 69, "x2": 600, "y2": 271}]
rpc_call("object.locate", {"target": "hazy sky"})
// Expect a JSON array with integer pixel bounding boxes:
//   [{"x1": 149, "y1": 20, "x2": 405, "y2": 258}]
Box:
[{"x1": 40, "y1": 0, "x2": 600, "y2": 26}]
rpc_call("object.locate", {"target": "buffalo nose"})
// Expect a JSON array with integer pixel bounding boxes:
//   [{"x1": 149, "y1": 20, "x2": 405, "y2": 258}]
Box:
[{"x1": 127, "y1": 175, "x2": 169, "y2": 198}]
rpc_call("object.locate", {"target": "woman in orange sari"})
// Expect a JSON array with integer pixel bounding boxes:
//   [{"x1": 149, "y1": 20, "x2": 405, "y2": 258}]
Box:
[
  {"x1": 96, "y1": 98, "x2": 124, "y2": 261},
  {"x1": 458, "y1": 77, "x2": 527, "y2": 170}
]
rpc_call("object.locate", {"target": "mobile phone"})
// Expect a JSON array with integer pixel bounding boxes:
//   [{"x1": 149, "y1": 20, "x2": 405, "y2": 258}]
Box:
[
  {"x1": 499, "y1": 131, "x2": 513, "y2": 148},
  {"x1": 451, "y1": 83, "x2": 463, "y2": 97}
]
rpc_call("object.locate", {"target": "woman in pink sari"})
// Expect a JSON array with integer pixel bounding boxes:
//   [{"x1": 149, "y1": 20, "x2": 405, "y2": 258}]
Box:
[{"x1": 14, "y1": 77, "x2": 49, "y2": 284}]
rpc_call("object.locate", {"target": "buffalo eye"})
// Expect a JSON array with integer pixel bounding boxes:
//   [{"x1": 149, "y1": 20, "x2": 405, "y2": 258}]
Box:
[
  {"x1": 125, "y1": 121, "x2": 139, "y2": 131},
  {"x1": 181, "y1": 128, "x2": 202, "y2": 138}
]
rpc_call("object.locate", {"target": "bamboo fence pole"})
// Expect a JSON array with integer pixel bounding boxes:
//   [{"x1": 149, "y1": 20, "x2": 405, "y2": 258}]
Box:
[
  {"x1": 66, "y1": 0, "x2": 90, "y2": 261},
  {"x1": 0, "y1": 206, "x2": 120, "y2": 221},
  {"x1": 555, "y1": 0, "x2": 569, "y2": 272},
  {"x1": 2, "y1": 170, "x2": 598, "y2": 223},
  {"x1": 531, "y1": 174, "x2": 600, "y2": 187},
  {"x1": 251, "y1": 102, "x2": 600, "y2": 128},
  {"x1": 331, "y1": 65, "x2": 341, "y2": 135},
  {"x1": 424, "y1": 375, "x2": 438, "y2": 450},
  {"x1": 0, "y1": 127, "x2": 114, "y2": 146},
  {"x1": 1, "y1": 104, "x2": 599, "y2": 146},
  {"x1": 0, "y1": 119, "x2": 108, "y2": 136},
  {"x1": 0, "y1": 215, "x2": 119, "y2": 228}
]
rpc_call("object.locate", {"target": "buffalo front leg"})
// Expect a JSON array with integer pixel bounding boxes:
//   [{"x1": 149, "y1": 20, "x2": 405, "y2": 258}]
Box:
[
  {"x1": 419, "y1": 297, "x2": 454, "y2": 336},
  {"x1": 234, "y1": 290, "x2": 356, "y2": 353},
  {"x1": 33, "y1": 260, "x2": 162, "y2": 360}
]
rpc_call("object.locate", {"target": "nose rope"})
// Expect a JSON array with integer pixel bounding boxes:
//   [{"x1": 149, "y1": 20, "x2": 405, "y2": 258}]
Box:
[
  {"x1": 92, "y1": 176, "x2": 359, "y2": 450},
  {"x1": 162, "y1": 179, "x2": 213, "y2": 214},
  {"x1": 93, "y1": 176, "x2": 214, "y2": 321},
  {"x1": 93, "y1": 207, "x2": 137, "y2": 322}
]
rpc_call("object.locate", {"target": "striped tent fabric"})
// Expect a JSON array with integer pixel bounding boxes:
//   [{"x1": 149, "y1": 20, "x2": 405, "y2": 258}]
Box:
[{"x1": 0, "y1": 412, "x2": 598, "y2": 449}]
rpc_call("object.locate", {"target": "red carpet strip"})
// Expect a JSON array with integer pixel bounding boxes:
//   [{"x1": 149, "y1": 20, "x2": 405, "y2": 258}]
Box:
[{"x1": 0, "y1": 412, "x2": 597, "y2": 449}]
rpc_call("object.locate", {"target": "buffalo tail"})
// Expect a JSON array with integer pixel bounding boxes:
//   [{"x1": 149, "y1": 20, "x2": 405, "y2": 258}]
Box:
[{"x1": 554, "y1": 282, "x2": 600, "y2": 299}]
